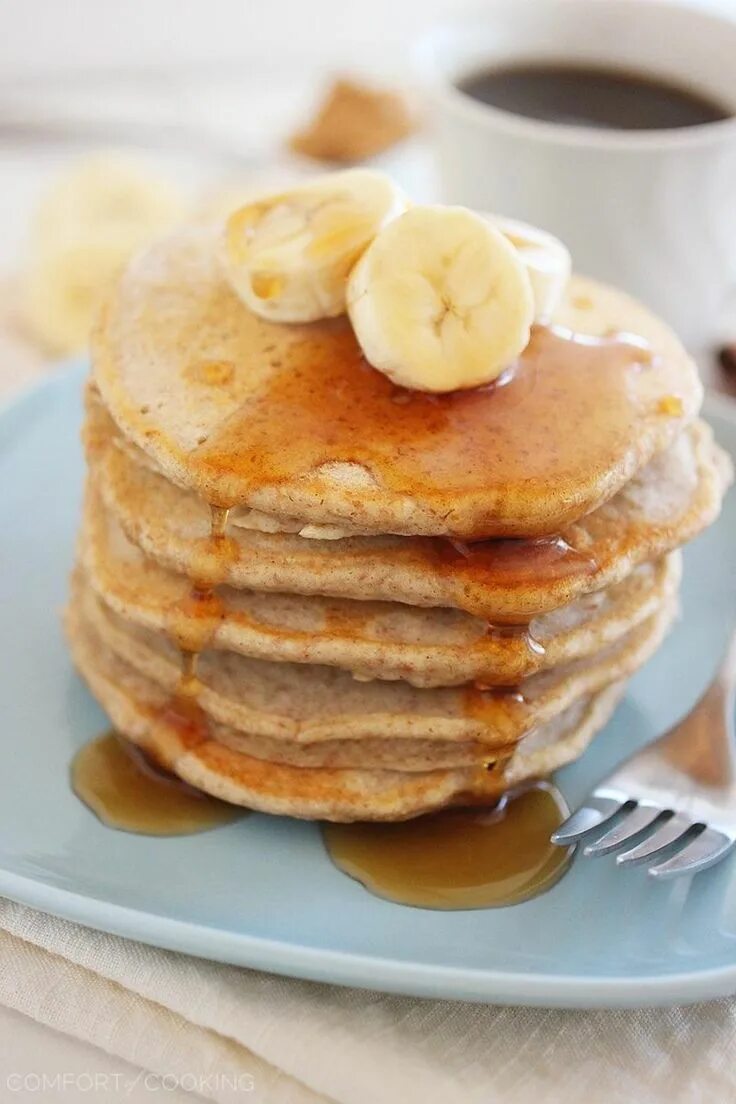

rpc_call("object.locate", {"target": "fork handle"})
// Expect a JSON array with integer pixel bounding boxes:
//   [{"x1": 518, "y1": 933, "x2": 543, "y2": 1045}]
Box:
[{"x1": 663, "y1": 627, "x2": 736, "y2": 787}]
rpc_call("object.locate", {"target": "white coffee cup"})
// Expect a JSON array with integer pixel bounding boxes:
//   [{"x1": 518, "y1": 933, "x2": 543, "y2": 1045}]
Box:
[{"x1": 416, "y1": 0, "x2": 736, "y2": 351}]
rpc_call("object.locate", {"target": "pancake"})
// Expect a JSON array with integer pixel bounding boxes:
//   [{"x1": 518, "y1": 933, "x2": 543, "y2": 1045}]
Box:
[
  {"x1": 91, "y1": 225, "x2": 702, "y2": 539},
  {"x1": 80, "y1": 483, "x2": 681, "y2": 687},
  {"x1": 73, "y1": 567, "x2": 676, "y2": 764},
  {"x1": 66, "y1": 597, "x2": 628, "y2": 820},
  {"x1": 67, "y1": 206, "x2": 728, "y2": 821},
  {"x1": 87, "y1": 393, "x2": 727, "y2": 620}
]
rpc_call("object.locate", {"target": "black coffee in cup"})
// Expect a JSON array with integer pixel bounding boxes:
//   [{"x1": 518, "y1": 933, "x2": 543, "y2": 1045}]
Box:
[{"x1": 457, "y1": 63, "x2": 731, "y2": 130}]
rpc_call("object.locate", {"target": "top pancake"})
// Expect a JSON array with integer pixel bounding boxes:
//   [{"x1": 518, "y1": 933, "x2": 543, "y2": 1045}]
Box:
[
  {"x1": 91, "y1": 225, "x2": 702, "y2": 539},
  {"x1": 87, "y1": 392, "x2": 728, "y2": 621}
]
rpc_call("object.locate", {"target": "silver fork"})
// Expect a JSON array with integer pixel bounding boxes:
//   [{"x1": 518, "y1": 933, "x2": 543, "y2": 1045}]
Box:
[{"x1": 552, "y1": 628, "x2": 736, "y2": 879}]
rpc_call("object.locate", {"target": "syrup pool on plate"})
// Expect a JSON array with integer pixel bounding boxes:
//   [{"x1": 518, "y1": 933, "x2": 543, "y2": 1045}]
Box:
[
  {"x1": 71, "y1": 731, "x2": 243, "y2": 836},
  {"x1": 323, "y1": 782, "x2": 574, "y2": 909}
]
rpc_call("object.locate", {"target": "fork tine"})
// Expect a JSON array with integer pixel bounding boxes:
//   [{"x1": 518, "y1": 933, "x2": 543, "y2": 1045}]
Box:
[
  {"x1": 550, "y1": 802, "x2": 621, "y2": 846},
  {"x1": 583, "y1": 804, "x2": 664, "y2": 857},
  {"x1": 648, "y1": 828, "x2": 736, "y2": 881},
  {"x1": 616, "y1": 813, "x2": 692, "y2": 867}
]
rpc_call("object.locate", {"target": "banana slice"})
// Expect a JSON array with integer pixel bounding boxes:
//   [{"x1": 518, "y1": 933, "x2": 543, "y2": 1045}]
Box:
[
  {"x1": 221, "y1": 169, "x2": 407, "y2": 323},
  {"x1": 346, "y1": 205, "x2": 534, "y2": 393},
  {"x1": 21, "y1": 154, "x2": 186, "y2": 355},
  {"x1": 31, "y1": 153, "x2": 186, "y2": 250},
  {"x1": 485, "y1": 214, "x2": 571, "y2": 321},
  {"x1": 22, "y1": 234, "x2": 138, "y2": 356}
]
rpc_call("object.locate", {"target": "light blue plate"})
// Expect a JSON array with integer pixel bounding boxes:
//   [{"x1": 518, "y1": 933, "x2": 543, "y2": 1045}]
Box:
[{"x1": 2, "y1": 365, "x2": 736, "y2": 1009}]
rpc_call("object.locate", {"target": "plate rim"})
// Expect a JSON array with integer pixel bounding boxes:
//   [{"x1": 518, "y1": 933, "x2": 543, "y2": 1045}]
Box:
[
  {"x1": 1, "y1": 364, "x2": 736, "y2": 1009},
  {"x1": 3, "y1": 863, "x2": 736, "y2": 1009}
]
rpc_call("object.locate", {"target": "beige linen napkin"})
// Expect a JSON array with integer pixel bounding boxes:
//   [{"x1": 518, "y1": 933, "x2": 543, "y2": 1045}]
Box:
[{"x1": 1, "y1": 897, "x2": 736, "y2": 1104}]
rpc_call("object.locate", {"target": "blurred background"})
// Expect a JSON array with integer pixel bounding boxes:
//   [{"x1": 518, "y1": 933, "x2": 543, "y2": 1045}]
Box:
[{"x1": 0, "y1": 0, "x2": 734, "y2": 394}]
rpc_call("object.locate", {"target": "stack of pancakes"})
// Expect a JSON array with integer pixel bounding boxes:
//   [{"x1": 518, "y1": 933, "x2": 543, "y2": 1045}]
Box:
[{"x1": 67, "y1": 226, "x2": 731, "y2": 821}]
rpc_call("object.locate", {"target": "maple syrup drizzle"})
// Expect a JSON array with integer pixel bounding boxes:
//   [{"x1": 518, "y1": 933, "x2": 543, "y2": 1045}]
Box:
[
  {"x1": 462, "y1": 684, "x2": 528, "y2": 743},
  {"x1": 485, "y1": 621, "x2": 545, "y2": 657},
  {"x1": 184, "y1": 359, "x2": 236, "y2": 387},
  {"x1": 180, "y1": 648, "x2": 199, "y2": 695},
  {"x1": 210, "y1": 504, "x2": 231, "y2": 540},
  {"x1": 432, "y1": 534, "x2": 598, "y2": 616},
  {"x1": 156, "y1": 503, "x2": 237, "y2": 747},
  {"x1": 171, "y1": 587, "x2": 226, "y2": 653},
  {"x1": 323, "y1": 782, "x2": 573, "y2": 909},
  {"x1": 71, "y1": 731, "x2": 242, "y2": 835},
  {"x1": 193, "y1": 323, "x2": 660, "y2": 531}
]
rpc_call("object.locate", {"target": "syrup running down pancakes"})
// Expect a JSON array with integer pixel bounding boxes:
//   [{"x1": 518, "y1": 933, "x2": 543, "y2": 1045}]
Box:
[{"x1": 67, "y1": 215, "x2": 731, "y2": 842}]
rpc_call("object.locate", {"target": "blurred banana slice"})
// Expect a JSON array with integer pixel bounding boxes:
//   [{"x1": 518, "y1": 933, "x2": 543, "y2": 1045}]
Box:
[
  {"x1": 347, "y1": 205, "x2": 534, "y2": 393},
  {"x1": 485, "y1": 214, "x2": 571, "y2": 321},
  {"x1": 21, "y1": 153, "x2": 186, "y2": 355},
  {"x1": 221, "y1": 169, "x2": 408, "y2": 323},
  {"x1": 23, "y1": 234, "x2": 141, "y2": 359}
]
